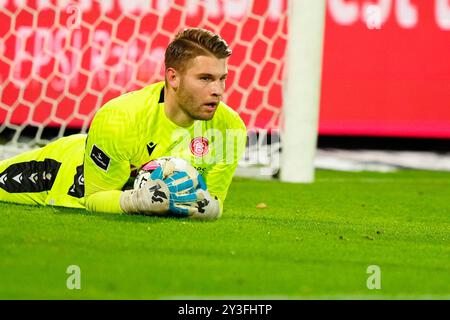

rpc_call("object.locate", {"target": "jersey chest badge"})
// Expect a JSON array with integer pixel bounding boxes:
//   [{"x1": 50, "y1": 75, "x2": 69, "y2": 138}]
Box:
[{"x1": 190, "y1": 137, "x2": 209, "y2": 157}]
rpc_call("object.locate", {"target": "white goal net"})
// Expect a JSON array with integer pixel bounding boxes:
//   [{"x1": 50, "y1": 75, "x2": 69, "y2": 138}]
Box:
[{"x1": 0, "y1": 0, "x2": 288, "y2": 176}]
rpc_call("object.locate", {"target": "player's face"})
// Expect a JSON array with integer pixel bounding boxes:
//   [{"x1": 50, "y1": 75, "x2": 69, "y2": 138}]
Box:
[{"x1": 176, "y1": 55, "x2": 228, "y2": 121}]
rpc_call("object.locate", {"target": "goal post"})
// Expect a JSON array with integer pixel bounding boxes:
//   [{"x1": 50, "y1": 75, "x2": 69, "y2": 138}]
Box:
[
  {"x1": 280, "y1": 0, "x2": 326, "y2": 183},
  {"x1": 0, "y1": 0, "x2": 325, "y2": 182}
]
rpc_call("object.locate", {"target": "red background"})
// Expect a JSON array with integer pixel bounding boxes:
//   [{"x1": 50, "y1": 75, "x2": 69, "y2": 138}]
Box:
[
  {"x1": 320, "y1": 0, "x2": 450, "y2": 138},
  {"x1": 1, "y1": 0, "x2": 450, "y2": 138}
]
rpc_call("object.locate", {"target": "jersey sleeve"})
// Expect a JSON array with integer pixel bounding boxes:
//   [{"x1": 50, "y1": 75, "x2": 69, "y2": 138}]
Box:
[
  {"x1": 203, "y1": 117, "x2": 247, "y2": 212},
  {"x1": 83, "y1": 106, "x2": 135, "y2": 214}
]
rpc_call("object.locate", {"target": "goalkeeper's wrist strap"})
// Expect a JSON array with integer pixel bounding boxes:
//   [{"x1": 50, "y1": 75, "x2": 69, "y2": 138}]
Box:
[{"x1": 120, "y1": 189, "x2": 139, "y2": 214}]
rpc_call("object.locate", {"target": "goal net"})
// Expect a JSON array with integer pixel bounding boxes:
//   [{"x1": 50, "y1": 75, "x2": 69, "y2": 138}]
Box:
[{"x1": 0, "y1": 0, "x2": 312, "y2": 179}]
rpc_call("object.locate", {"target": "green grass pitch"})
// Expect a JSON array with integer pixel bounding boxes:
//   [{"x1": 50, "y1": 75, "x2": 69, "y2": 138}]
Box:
[{"x1": 0, "y1": 169, "x2": 449, "y2": 299}]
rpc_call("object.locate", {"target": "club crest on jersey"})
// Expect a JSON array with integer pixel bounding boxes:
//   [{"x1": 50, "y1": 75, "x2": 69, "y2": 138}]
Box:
[{"x1": 190, "y1": 137, "x2": 209, "y2": 157}]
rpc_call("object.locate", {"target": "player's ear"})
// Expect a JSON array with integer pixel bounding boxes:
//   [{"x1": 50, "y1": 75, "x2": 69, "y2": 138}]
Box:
[{"x1": 166, "y1": 67, "x2": 179, "y2": 89}]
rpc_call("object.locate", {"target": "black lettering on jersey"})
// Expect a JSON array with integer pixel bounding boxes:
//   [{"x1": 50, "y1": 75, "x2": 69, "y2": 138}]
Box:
[
  {"x1": 0, "y1": 158, "x2": 61, "y2": 193},
  {"x1": 90, "y1": 145, "x2": 110, "y2": 171},
  {"x1": 68, "y1": 164, "x2": 84, "y2": 198},
  {"x1": 146, "y1": 142, "x2": 157, "y2": 156}
]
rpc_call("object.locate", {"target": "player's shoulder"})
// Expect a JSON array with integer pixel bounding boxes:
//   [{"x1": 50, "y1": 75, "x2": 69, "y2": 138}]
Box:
[
  {"x1": 90, "y1": 82, "x2": 164, "y2": 137},
  {"x1": 98, "y1": 82, "x2": 164, "y2": 115},
  {"x1": 213, "y1": 102, "x2": 247, "y2": 132}
]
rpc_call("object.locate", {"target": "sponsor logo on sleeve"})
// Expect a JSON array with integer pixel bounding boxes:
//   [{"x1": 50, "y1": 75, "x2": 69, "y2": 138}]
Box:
[{"x1": 90, "y1": 145, "x2": 110, "y2": 171}]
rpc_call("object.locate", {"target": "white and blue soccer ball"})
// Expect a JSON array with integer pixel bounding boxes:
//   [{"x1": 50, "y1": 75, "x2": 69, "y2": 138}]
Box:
[{"x1": 134, "y1": 157, "x2": 201, "y2": 190}]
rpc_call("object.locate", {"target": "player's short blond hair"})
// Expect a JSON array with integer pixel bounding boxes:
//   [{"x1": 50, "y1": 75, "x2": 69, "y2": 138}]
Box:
[{"x1": 165, "y1": 28, "x2": 232, "y2": 73}]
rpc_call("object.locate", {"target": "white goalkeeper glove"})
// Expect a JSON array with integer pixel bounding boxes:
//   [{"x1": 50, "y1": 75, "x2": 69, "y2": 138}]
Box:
[
  {"x1": 171, "y1": 174, "x2": 221, "y2": 220},
  {"x1": 120, "y1": 178, "x2": 171, "y2": 215},
  {"x1": 187, "y1": 188, "x2": 222, "y2": 220},
  {"x1": 120, "y1": 165, "x2": 201, "y2": 215},
  {"x1": 120, "y1": 162, "x2": 221, "y2": 219}
]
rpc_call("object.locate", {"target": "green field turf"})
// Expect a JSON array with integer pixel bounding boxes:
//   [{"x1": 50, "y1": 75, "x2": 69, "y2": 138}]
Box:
[{"x1": 0, "y1": 169, "x2": 449, "y2": 299}]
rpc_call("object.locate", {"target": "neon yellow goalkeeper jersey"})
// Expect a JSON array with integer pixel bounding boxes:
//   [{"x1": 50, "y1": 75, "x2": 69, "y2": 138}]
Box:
[{"x1": 84, "y1": 81, "x2": 247, "y2": 214}]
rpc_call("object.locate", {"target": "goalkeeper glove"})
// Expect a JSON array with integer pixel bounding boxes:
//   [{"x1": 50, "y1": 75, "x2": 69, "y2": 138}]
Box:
[
  {"x1": 120, "y1": 166, "x2": 201, "y2": 215},
  {"x1": 120, "y1": 178, "x2": 171, "y2": 215},
  {"x1": 187, "y1": 188, "x2": 222, "y2": 220},
  {"x1": 171, "y1": 175, "x2": 222, "y2": 220}
]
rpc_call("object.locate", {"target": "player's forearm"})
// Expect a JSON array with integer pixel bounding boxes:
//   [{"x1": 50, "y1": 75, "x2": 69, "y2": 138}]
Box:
[{"x1": 84, "y1": 190, "x2": 124, "y2": 214}]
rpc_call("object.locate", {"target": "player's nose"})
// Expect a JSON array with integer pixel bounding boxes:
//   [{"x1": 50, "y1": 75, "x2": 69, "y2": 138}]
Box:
[{"x1": 210, "y1": 80, "x2": 224, "y2": 97}]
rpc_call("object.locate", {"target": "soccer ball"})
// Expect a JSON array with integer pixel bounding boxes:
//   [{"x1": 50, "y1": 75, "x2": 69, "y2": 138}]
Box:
[{"x1": 134, "y1": 157, "x2": 201, "y2": 190}]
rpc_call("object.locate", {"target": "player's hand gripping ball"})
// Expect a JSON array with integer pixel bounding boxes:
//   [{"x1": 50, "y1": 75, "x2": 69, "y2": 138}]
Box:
[
  {"x1": 134, "y1": 157, "x2": 207, "y2": 216},
  {"x1": 134, "y1": 157, "x2": 204, "y2": 190}
]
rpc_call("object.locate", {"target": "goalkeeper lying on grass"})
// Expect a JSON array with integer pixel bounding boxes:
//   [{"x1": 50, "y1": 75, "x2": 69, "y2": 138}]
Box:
[{"x1": 0, "y1": 28, "x2": 247, "y2": 220}]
